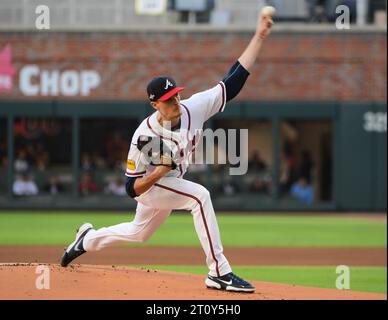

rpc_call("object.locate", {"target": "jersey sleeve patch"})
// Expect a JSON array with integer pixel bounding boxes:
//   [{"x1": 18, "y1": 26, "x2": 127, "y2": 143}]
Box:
[{"x1": 127, "y1": 160, "x2": 136, "y2": 171}]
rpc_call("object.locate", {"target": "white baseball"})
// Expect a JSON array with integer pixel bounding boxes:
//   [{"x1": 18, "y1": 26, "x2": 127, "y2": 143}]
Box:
[{"x1": 261, "y1": 6, "x2": 276, "y2": 17}]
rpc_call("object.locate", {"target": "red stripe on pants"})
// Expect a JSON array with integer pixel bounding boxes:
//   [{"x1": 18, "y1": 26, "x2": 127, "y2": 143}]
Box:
[{"x1": 154, "y1": 183, "x2": 220, "y2": 277}]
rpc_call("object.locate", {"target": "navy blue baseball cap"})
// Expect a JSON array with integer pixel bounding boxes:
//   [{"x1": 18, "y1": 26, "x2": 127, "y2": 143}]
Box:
[{"x1": 147, "y1": 76, "x2": 185, "y2": 102}]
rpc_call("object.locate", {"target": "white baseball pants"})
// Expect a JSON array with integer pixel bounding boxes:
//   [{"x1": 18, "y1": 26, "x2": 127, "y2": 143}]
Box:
[{"x1": 83, "y1": 177, "x2": 232, "y2": 277}]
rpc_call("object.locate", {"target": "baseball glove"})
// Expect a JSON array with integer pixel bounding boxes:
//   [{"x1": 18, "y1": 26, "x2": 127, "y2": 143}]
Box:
[{"x1": 136, "y1": 135, "x2": 177, "y2": 170}]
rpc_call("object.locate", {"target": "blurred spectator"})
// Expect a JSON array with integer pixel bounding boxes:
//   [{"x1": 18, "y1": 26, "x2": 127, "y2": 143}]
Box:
[
  {"x1": 14, "y1": 149, "x2": 29, "y2": 173},
  {"x1": 306, "y1": 0, "x2": 327, "y2": 22},
  {"x1": 219, "y1": 176, "x2": 239, "y2": 196},
  {"x1": 35, "y1": 143, "x2": 50, "y2": 171},
  {"x1": 104, "y1": 176, "x2": 126, "y2": 196},
  {"x1": 248, "y1": 150, "x2": 267, "y2": 171},
  {"x1": 369, "y1": 0, "x2": 387, "y2": 25},
  {"x1": 291, "y1": 177, "x2": 314, "y2": 205},
  {"x1": 106, "y1": 132, "x2": 128, "y2": 169},
  {"x1": 14, "y1": 118, "x2": 71, "y2": 170},
  {"x1": 81, "y1": 152, "x2": 94, "y2": 171},
  {"x1": 307, "y1": 0, "x2": 319, "y2": 22},
  {"x1": 25, "y1": 118, "x2": 43, "y2": 139},
  {"x1": 298, "y1": 150, "x2": 314, "y2": 184},
  {"x1": 14, "y1": 118, "x2": 41, "y2": 140},
  {"x1": 43, "y1": 176, "x2": 65, "y2": 195},
  {"x1": 281, "y1": 138, "x2": 298, "y2": 192},
  {"x1": 14, "y1": 119, "x2": 29, "y2": 146},
  {"x1": 249, "y1": 176, "x2": 269, "y2": 194},
  {"x1": 92, "y1": 151, "x2": 107, "y2": 169},
  {"x1": 79, "y1": 173, "x2": 98, "y2": 195},
  {"x1": 13, "y1": 174, "x2": 39, "y2": 196}
]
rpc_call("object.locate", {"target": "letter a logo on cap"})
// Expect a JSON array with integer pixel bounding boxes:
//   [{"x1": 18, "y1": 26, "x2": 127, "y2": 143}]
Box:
[{"x1": 164, "y1": 79, "x2": 173, "y2": 90}]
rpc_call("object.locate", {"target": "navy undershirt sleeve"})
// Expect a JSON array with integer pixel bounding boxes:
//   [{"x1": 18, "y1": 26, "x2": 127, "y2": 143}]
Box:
[
  {"x1": 222, "y1": 61, "x2": 250, "y2": 102},
  {"x1": 126, "y1": 176, "x2": 139, "y2": 198}
]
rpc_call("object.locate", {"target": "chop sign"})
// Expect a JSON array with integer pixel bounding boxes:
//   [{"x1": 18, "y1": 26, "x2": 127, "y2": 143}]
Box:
[{"x1": 20, "y1": 65, "x2": 101, "y2": 97}]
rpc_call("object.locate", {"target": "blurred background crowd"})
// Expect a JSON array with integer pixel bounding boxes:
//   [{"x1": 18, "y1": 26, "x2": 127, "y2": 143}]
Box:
[{"x1": 0, "y1": 117, "x2": 323, "y2": 206}]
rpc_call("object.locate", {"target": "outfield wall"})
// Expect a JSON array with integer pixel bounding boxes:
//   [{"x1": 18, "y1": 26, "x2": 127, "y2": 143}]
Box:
[
  {"x1": 0, "y1": 30, "x2": 386, "y2": 102},
  {"x1": 0, "y1": 30, "x2": 386, "y2": 211}
]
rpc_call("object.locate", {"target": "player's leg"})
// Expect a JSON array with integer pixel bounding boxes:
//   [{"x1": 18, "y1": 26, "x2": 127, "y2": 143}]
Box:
[
  {"x1": 60, "y1": 204, "x2": 171, "y2": 266},
  {"x1": 136, "y1": 176, "x2": 232, "y2": 278},
  {"x1": 83, "y1": 203, "x2": 172, "y2": 252},
  {"x1": 137, "y1": 177, "x2": 255, "y2": 292}
]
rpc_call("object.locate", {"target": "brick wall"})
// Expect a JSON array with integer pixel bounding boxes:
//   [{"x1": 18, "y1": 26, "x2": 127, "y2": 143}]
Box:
[{"x1": 0, "y1": 31, "x2": 386, "y2": 102}]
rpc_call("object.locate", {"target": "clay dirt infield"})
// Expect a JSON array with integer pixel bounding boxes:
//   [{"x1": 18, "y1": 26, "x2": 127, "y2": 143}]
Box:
[
  {"x1": 0, "y1": 245, "x2": 385, "y2": 300},
  {"x1": 0, "y1": 246, "x2": 386, "y2": 266},
  {"x1": 0, "y1": 264, "x2": 386, "y2": 300}
]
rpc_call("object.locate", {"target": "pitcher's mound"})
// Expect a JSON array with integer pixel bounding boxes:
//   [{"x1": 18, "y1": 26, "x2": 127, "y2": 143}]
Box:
[{"x1": 0, "y1": 264, "x2": 385, "y2": 300}]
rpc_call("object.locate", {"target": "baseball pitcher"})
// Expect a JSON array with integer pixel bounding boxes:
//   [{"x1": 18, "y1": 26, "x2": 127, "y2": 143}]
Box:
[{"x1": 61, "y1": 13, "x2": 273, "y2": 293}]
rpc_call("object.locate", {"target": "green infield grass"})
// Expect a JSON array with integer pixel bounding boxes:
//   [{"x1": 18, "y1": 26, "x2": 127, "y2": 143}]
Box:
[
  {"x1": 129, "y1": 265, "x2": 387, "y2": 294},
  {"x1": 0, "y1": 212, "x2": 386, "y2": 247}
]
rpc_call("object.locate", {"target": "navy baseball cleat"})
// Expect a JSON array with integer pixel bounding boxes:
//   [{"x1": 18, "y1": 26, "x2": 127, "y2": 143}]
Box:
[
  {"x1": 60, "y1": 223, "x2": 94, "y2": 267},
  {"x1": 205, "y1": 272, "x2": 255, "y2": 293}
]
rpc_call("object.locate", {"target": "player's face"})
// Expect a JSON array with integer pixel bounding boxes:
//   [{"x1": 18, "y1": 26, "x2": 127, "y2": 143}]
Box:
[{"x1": 152, "y1": 93, "x2": 182, "y2": 121}]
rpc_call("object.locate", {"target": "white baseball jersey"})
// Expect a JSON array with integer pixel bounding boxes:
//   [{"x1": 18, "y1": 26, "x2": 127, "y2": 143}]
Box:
[
  {"x1": 83, "y1": 81, "x2": 232, "y2": 278},
  {"x1": 125, "y1": 82, "x2": 226, "y2": 180}
]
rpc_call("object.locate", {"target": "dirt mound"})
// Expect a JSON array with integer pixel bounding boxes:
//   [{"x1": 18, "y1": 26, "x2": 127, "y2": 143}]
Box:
[{"x1": 0, "y1": 264, "x2": 385, "y2": 300}]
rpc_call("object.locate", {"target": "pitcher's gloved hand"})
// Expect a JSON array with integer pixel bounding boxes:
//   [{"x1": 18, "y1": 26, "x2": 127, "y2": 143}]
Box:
[{"x1": 137, "y1": 135, "x2": 177, "y2": 170}]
